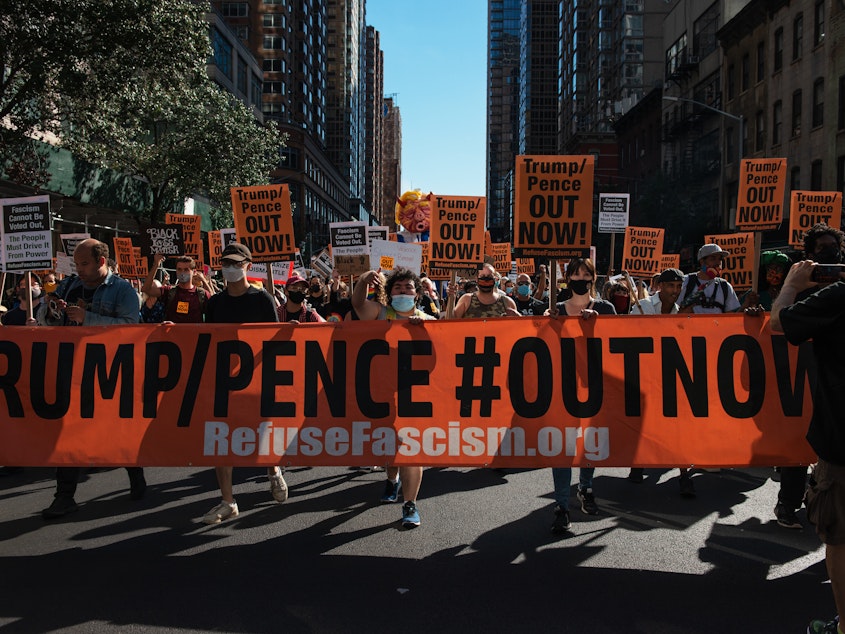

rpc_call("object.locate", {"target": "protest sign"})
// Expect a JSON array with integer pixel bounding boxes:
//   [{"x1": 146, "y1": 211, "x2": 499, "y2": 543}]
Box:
[
  {"x1": 516, "y1": 258, "x2": 534, "y2": 275},
  {"x1": 248, "y1": 261, "x2": 292, "y2": 284},
  {"x1": 429, "y1": 195, "x2": 486, "y2": 269},
  {"x1": 330, "y1": 221, "x2": 369, "y2": 276},
  {"x1": 112, "y1": 237, "x2": 137, "y2": 278},
  {"x1": 660, "y1": 253, "x2": 681, "y2": 271},
  {"x1": 60, "y1": 233, "x2": 90, "y2": 256},
  {"x1": 230, "y1": 184, "x2": 296, "y2": 261},
  {"x1": 134, "y1": 247, "x2": 149, "y2": 279},
  {"x1": 735, "y1": 158, "x2": 787, "y2": 232},
  {"x1": 788, "y1": 191, "x2": 843, "y2": 249},
  {"x1": 0, "y1": 315, "x2": 815, "y2": 469},
  {"x1": 513, "y1": 155, "x2": 595, "y2": 258},
  {"x1": 621, "y1": 227, "x2": 664, "y2": 278},
  {"x1": 208, "y1": 230, "x2": 223, "y2": 270},
  {"x1": 598, "y1": 193, "x2": 630, "y2": 233},
  {"x1": 1, "y1": 195, "x2": 52, "y2": 271},
  {"x1": 311, "y1": 248, "x2": 334, "y2": 278},
  {"x1": 139, "y1": 223, "x2": 184, "y2": 258},
  {"x1": 55, "y1": 252, "x2": 74, "y2": 276},
  {"x1": 704, "y1": 232, "x2": 755, "y2": 291},
  {"x1": 490, "y1": 243, "x2": 512, "y2": 275},
  {"x1": 366, "y1": 226, "x2": 389, "y2": 250},
  {"x1": 369, "y1": 239, "x2": 422, "y2": 274},
  {"x1": 165, "y1": 213, "x2": 202, "y2": 262}
]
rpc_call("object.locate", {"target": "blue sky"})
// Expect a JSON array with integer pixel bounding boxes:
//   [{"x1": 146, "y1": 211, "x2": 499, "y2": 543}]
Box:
[{"x1": 366, "y1": 0, "x2": 487, "y2": 198}]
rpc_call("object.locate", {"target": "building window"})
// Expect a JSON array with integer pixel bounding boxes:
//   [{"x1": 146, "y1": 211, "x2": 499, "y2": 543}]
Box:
[
  {"x1": 250, "y1": 74, "x2": 261, "y2": 107},
  {"x1": 665, "y1": 33, "x2": 688, "y2": 79},
  {"x1": 792, "y1": 89, "x2": 802, "y2": 136},
  {"x1": 813, "y1": 78, "x2": 824, "y2": 128},
  {"x1": 693, "y1": 2, "x2": 719, "y2": 58},
  {"x1": 727, "y1": 64, "x2": 735, "y2": 100},
  {"x1": 263, "y1": 35, "x2": 284, "y2": 50},
  {"x1": 793, "y1": 13, "x2": 803, "y2": 61},
  {"x1": 741, "y1": 53, "x2": 750, "y2": 91},
  {"x1": 211, "y1": 28, "x2": 232, "y2": 80},
  {"x1": 263, "y1": 81, "x2": 283, "y2": 94},
  {"x1": 811, "y1": 160, "x2": 823, "y2": 190},
  {"x1": 237, "y1": 59, "x2": 247, "y2": 94},
  {"x1": 791, "y1": 167, "x2": 801, "y2": 190},
  {"x1": 773, "y1": 100, "x2": 783, "y2": 145},
  {"x1": 726, "y1": 126, "x2": 735, "y2": 163},
  {"x1": 235, "y1": 26, "x2": 248, "y2": 41},
  {"x1": 814, "y1": 1, "x2": 824, "y2": 46},
  {"x1": 221, "y1": 2, "x2": 248, "y2": 17},
  {"x1": 263, "y1": 58, "x2": 284, "y2": 73},
  {"x1": 755, "y1": 110, "x2": 765, "y2": 152},
  {"x1": 756, "y1": 42, "x2": 765, "y2": 82},
  {"x1": 263, "y1": 13, "x2": 285, "y2": 28},
  {"x1": 774, "y1": 28, "x2": 783, "y2": 71}
]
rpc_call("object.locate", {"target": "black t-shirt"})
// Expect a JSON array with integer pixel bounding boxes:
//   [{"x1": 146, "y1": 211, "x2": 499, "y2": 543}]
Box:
[
  {"x1": 205, "y1": 286, "x2": 279, "y2": 324},
  {"x1": 553, "y1": 297, "x2": 617, "y2": 315},
  {"x1": 514, "y1": 296, "x2": 547, "y2": 316},
  {"x1": 1, "y1": 306, "x2": 30, "y2": 325},
  {"x1": 779, "y1": 281, "x2": 845, "y2": 464}
]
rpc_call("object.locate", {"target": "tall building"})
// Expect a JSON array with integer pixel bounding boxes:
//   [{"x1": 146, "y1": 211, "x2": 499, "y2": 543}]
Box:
[
  {"x1": 381, "y1": 97, "x2": 402, "y2": 230},
  {"x1": 364, "y1": 25, "x2": 385, "y2": 226}
]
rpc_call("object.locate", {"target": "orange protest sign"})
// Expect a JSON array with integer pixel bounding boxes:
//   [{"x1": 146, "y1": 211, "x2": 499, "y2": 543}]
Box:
[
  {"x1": 230, "y1": 184, "x2": 296, "y2": 262},
  {"x1": 621, "y1": 227, "x2": 664, "y2": 277},
  {"x1": 133, "y1": 247, "x2": 148, "y2": 279},
  {"x1": 490, "y1": 243, "x2": 511, "y2": 275},
  {"x1": 704, "y1": 232, "x2": 755, "y2": 291},
  {"x1": 0, "y1": 316, "x2": 815, "y2": 469},
  {"x1": 516, "y1": 258, "x2": 534, "y2": 275},
  {"x1": 112, "y1": 237, "x2": 137, "y2": 278},
  {"x1": 788, "y1": 191, "x2": 843, "y2": 249},
  {"x1": 209, "y1": 230, "x2": 223, "y2": 270},
  {"x1": 660, "y1": 254, "x2": 680, "y2": 271},
  {"x1": 484, "y1": 230, "x2": 493, "y2": 256},
  {"x1": 735, "y1": 158, "x2": 787, "y2": 231},
  {"x1": 513, "y1": 155, "x2": 595, "y2": 258},
  {"x1": 429, "y1": 195, "x2": 486, "y2": 269},
  {"x1": 165, "y1": 213, "x2": 202, "y2": 261}
]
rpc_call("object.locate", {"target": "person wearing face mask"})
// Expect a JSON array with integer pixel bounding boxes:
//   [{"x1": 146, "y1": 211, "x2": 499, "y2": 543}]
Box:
[
  {"x1": 352, "y1": 267, "x2": 433, "y2": 528},
  {"x1": 449, "y1": 262, "x2": 520, "y2": 318},
  {"x1": 277, "y1": 273, "x2": 326, "y2": 323},
  {"x1": 2, "y1": 273, "x2": 43, "y2": 326},
  {"x1": 678, "y1": 243, "x2": 743, "y2": 314},
  {"x1": 603, "y1": 281, "x2": 633, "y2": 315},
  {"x1": 307, "y1": 275, "x2": 329, "y2": 315},
  {"x1": 512, "y1": 272, "x2": 546, "y2": 316},
  {"x1": 142, "y1": 253, "x2": 210, "y2": 323},
  {"x1": 200, "y1": 242, "x2": 288, "y2": 524},
  {"x1": 544, "y1": 257, "x2": 615, "y2": 534}
]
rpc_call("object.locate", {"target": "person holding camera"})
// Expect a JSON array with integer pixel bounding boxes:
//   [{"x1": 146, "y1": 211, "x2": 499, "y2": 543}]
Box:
[{"x1": 678, "y1": 243, "x2": 743, "y2": 314}]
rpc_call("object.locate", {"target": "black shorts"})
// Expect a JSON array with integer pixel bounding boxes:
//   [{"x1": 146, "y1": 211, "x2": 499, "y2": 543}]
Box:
[{"x1": 807, "y1": 459, "x2": 845, "y2": 545}]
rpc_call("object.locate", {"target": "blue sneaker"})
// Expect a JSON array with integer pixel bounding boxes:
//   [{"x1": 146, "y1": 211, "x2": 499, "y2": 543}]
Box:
[
  {"x1": 808, "y1": 616, "x2": 839, "y2": 633},
  {"x1": 401, "y1": 501, "x2": 420, "y2": 528},
  {"x1": 380, "y1": 478, "x2": 401, "y2": 503}
]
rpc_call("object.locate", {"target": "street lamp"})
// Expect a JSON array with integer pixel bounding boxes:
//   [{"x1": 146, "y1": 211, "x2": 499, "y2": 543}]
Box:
[{"x1": 662, "y1": 95, "x2": 743, "y2": 228}]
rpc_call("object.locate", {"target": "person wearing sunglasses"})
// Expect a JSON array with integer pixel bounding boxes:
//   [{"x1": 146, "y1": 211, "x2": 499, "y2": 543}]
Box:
[{"x1": 449, "y1": 263, "x2": 520, "y2": 319}]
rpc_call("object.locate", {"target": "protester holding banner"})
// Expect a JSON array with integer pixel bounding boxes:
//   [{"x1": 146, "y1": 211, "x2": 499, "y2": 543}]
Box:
[
  {"x1": 201, "y1": 242, "x2": 288, "y2": 525},
  {"x1": 38, "y1": 239, "x2": 146, "y2": 519},
  {"x1": 319, "y1": 269, "x2": 356, "y2": 322},
  {"x1": 277, "y1": 273, "x2": 326, "y2": 323},
  {"x1": 141, "y1": 254, "x2": 209, "y2": 324},
  {"x1": 2, "y1": 274, "x2": 42, "y2": 326},
  {"x1": 450, "y1": 263, "x2": 519, "y2": 318},
  {"x1": 770, "y1": 258, "x2": 845, "y2": 634},
  {"x1": 307, "y1": 274, "x2": 329, "y2": 315},
  {"x1": 545, "y1": 257, "x2": 615, "y2": 533},
  {"x1": 678, "y1": 243, "x2": 743, "y2": 314},
  {"x1": 352, "y1": 266, "x2": 434, "y2": 528},
  {"x1": 512, "y1": 272, "x2": 546, "y2": 316}
]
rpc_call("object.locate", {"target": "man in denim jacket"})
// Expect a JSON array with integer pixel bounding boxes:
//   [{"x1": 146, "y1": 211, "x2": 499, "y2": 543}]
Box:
[{"x1": 37, "y1": 238, "x2": 145, "y2": 519}]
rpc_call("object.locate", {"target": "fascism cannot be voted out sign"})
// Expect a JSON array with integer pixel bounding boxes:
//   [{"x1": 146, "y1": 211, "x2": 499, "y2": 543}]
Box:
[
  {"x1": 513, "y1": 155, "x2": 595, "y2": 258},
  {"x1": 429, "y1": 195, "x2": 486, "y2": 269},
  {"x1": 735, "y1": 158, "x2": 787, "y2": 232},
  {"x1": 788, "y1": 191, "x2": 843, "y2": 249},
  {"x1": 330, "y1": 220, "x2": 369, "y2": 275},
  {"x1": 705, "y1": 232, "x2": 755, "y2": 291},
  {"x1": 598, "y1": 193, "x2": 630, "y2": 233},
  {"x1": 231, "y1": 184, "x2": 296, "y2": 262},
  {"x1": 621, "y1": 227, "x2": 664, "y2": 277},
  {"x1": 1, "y1": 195, "x2": 52, "y2": 271}
]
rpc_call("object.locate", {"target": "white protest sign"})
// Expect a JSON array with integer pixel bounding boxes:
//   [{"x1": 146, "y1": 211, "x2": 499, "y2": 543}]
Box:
[
  {"x1": 1, "y1": 195, "x2": 52, "y2": 271},
  {"x1": 369, "y1": 239, "x2": 423, "y2": 275},
  {"x1": 598, "y1": 193, "x2": 630, "y2": 233}
]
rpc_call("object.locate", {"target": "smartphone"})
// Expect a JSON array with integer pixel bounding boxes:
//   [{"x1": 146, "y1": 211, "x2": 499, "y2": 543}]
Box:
[{"x1": 811, "y1": 263, "x2": 845, "y2": 283}]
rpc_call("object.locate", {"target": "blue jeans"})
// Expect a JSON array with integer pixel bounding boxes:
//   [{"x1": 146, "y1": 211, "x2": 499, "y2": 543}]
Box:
[{"x1": 552, "y1": 467, "x2": 595, "y2": 508}]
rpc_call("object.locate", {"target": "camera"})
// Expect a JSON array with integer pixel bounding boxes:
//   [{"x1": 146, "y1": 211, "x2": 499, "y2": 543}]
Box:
[{"x1": 810, "y1": 263, "x2": 845, "y2": 283}]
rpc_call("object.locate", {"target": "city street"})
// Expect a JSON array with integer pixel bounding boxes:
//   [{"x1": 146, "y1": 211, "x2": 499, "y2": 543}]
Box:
[{"x1": 0, "y1": 464, "x2": 831, "y2": 633}]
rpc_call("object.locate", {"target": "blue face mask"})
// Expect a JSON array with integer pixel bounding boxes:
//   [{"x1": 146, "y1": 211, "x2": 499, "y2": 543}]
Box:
[
  {"x1": 390, "y1": 294, "x2": 416, "y2": 313},
  {"x1": 516, "y1": 284, "x2": 531, "y2": 298}
]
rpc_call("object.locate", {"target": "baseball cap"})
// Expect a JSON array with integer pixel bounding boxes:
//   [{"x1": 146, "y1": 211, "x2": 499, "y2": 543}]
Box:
[
  {"x1": 286, "y1": 273, "x2": 307, "y2": 287},
  {"x1": 657, "y1": 268, "x2": 684, "y2": 283},
  {"x1": 697, "y1": 243, "x2": 730, "y2": 260},
  {"x1": 221, "y1": 242, "x2": 252, "y2": 262}
]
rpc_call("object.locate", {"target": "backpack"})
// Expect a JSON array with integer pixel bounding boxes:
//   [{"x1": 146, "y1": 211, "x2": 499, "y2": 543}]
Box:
[
  {"x1": 165, "y1": 286, "x2": 206, "y2": 318},
  {"x1": 681, "y1": 274, "x2": 728, "y2": 311}
]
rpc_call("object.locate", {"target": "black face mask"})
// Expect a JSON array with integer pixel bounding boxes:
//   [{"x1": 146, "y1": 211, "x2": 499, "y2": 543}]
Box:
[
  {"x1": 287, "y1": 290, "x2": 307, "y2": 304},
  {"x1": 309, "y1": 284, "x2": 322, "y2": 294},
  {"x1": 814, "y1": 246, "x2": 843, "y2": 264},
  {"x1": 568, "y1": 279, "x2": 592, "y2": 296}
]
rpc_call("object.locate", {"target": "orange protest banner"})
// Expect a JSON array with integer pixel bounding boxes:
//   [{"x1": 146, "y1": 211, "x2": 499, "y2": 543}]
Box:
[
  {"x1": 490, "y1": 243, "x2": 511, "y2": 275},
  {"x1": 208, "y1": 230, "x2": 223, "y2": 270},
  {"x1": 735, "y1": 158, "x2": 787, "y2": 231},
  {"x1": 112, "y1": 237, "x2": 137, "y2": 278},
  {"x1": 165, "y1": 213, "x2": 203, "y2": 261},
  {"x1": 705, "y1": 232, "x2": 755, "y2": 291},
  {"x1": 230, "y1": 184, "x2": 296, "y2": 262},
  {"x1": 513, "y1": 155, "x2": 595, "y2": 258},
  {"x1": 0, "y1": 316, "x2": 814, "y2": 469},
  {"x1": 621, "y1": 227, "x2": 664, "y2": 277},
  {"x1": 429, "y1": 195, "x2": 486, "y2": 269},
  {"x1": 788, "y1": 191, "x2": 843, "y2": 249},
  {"x1": 660, "y1": 254, "x2": 680, "y2": 271}
]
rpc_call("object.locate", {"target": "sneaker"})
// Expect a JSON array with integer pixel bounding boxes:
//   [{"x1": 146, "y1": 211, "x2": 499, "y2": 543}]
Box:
[
  {"x1": 202, "y1": 500, "x2": 239, "y2": 524},
  {"x1": 380, "y1": 478, "x2": 401, "y2": 503},
  {"x1": 774, "y1": 503, "x2": 802, "y2": 529},
  {"x1": 577, "y1": 487, "x2": 598, "y2": 515},
  {"x1": 401, "y1": 501, "x2": 420, "y2": 528},
  {"x1": 551, "y1": 505, "x2": 571, "y2": 534},
  {"x1": 269, "y1": 472, "x2": 288, "y2": 503},
  {"x1": 128, "y1": 470, "x2": 146, "y2": 500},
  {"x1": 42, "y1": 497, "x2": 79, "y2": 520},
  {"x1": 808, "y1": 616, "x2": 839, "y2": 633},
  {"x1": 679, "y1": 475, "x2": 697, "y2": 498},
  {"x1": 627, "y1": 468, "x2": 644, "y2": 483}
]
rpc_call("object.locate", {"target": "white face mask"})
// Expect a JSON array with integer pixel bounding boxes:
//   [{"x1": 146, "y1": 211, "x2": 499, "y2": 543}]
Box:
[
  {"x1": 221, "y1": 266, "x2": 246, "y2": 283},
  {"x1": 177, "y1": 272, "x2": 192, "y2": 285}
]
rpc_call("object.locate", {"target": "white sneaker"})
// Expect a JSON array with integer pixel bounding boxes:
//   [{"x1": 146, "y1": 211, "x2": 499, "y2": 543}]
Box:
[
  {"x1": 269, "y1": 472, "x2": 288, "y2": 503},
  {"x1": 202, "y1": 500, "x2": 239, "y2": 524}
]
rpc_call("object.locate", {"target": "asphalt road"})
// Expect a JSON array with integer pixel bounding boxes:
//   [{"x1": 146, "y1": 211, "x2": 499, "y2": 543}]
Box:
[{"x1": 0, "y1": 464, "x2": 831, "y2": 633}]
